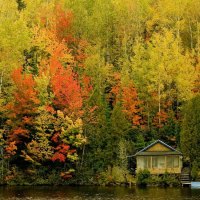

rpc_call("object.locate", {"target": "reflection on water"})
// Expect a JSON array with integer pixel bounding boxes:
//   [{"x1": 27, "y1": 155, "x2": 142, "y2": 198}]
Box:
[{"x1": 0, "y1": 186, "x2": 200, "y2": 200}]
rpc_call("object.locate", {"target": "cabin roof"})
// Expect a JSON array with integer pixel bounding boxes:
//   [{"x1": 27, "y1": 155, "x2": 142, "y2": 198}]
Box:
[{"x1": 134, "y1": 139, "x2": 182, "y2": 156}]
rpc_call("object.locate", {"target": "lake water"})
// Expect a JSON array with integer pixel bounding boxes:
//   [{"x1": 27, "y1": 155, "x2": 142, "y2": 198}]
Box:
[{"x1": 0, "y1": 186, "x2": 200, "y2": 200}]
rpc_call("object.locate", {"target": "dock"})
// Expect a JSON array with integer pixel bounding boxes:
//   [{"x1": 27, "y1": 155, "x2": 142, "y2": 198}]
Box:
[{"x1": 180, "y1": 173, "x2": 191, "y2": 186}]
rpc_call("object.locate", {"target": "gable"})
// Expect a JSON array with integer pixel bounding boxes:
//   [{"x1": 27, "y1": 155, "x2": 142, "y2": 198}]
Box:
[
  {"x1": 134, "y1": 140, "x2": 182, "y2": 156},
  {"x1": 146, "y1": 143, "x2": 172, "y2": 152}
]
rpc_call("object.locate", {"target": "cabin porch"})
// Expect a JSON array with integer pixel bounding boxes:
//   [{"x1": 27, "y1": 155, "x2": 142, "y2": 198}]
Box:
[{"x1": 136, "y1": 155, "x2": 182, "y2": 174}]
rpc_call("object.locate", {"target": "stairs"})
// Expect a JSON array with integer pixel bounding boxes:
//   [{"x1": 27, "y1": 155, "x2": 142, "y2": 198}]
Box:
[{"x1": 180, "y1": 168, "x2": 191, "y2": 186}]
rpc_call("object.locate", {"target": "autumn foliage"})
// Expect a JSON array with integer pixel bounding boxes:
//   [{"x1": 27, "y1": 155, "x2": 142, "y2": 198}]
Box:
[
  {"x1": 11, "y1": 67, "x2": 40, "y2": 116},
  {"x1": 51, "y1": 65, "x2": 82, "y2": 113},
  {"x1": 4, "y1": 8, "x2": 86, "y2": 178},
  {"x1": 121, "y1": 84, "x2": 142, "y2": 127},
  {"x1": 1, "y1": 0, "x2": 199, "y2": 185}
]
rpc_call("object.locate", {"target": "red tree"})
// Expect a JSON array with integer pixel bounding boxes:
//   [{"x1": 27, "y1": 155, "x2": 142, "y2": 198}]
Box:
[
  {"x1": 50, "y1": 60, "x2": 83, "y2": 114},
  {"x1": 122, "y1": 84, "x2": 143, "y2": 127},
  {"x1": 6, "y1": 68, "x2": 40, "y2": 156}
]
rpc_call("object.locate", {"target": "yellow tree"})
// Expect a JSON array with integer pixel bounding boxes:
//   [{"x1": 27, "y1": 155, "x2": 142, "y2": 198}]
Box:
[
  {"x1": 131, "y1": 29, "x2": 197, "y2": 133},
  {"x1": 0, "y1": 0, "x2": 31, "y2": 94}
]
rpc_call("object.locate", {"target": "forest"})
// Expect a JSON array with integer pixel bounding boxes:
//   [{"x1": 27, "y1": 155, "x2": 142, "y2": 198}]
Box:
[{"x1": 0, "y1": 0, "x2": 199, "y2": 185}]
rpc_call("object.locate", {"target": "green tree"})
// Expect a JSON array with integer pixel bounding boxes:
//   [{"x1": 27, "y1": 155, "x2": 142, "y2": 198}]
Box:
[
  {"x1": 16, "y1": 0, "x2": 26, "y2": 11},
  {"x1": 180, "y1": 95, "x2": 200, "y2": 166}
]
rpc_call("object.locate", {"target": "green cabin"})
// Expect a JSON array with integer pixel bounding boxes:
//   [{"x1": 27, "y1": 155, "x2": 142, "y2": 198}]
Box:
[{"x1": 135, "y1": 140, "x2": 182, "y2": 174}]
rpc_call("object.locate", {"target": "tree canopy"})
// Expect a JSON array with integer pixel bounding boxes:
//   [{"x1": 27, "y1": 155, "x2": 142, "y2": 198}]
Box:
[{"x1": 0, "y1": 0, "x2": 199, "y2": 185}]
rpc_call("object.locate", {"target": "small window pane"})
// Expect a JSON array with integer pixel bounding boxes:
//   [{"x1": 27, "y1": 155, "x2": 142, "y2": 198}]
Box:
[
  {"x1": 137, "y1": 157, "x2": 150, "y2": 169},
  {"x1": 152, "y1": 156, "x2": 165, "y2": 168},
  {"x1": 158, "y1": 156, "x2": 165, "y2": 168},
  {"x1": 137, "y1": 157, "x2": 144, "y2": 169},
  {"x1": 144, "y1": 157, "x2": 151, "y2": 169},
  {"x1": 174, "y1": 156, "x2": 179, "y2": 167},
  {"x1": 152, "y1": 156, "x2": 158, "y2": 168},
  {"x1": 167, "y1": 157, "x2": 173, "y2": 168},
  {"x1": 167, "y1": 156, "x2": 179, "y2": 168},
  {"x1": 144, "y1": 157, "x2": 148, "y2": 168}
]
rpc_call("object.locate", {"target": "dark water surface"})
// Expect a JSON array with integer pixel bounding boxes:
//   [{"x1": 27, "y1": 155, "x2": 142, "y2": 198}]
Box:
[{"x1": 0, "y1": 186, "x2": 200, "y2": 200}]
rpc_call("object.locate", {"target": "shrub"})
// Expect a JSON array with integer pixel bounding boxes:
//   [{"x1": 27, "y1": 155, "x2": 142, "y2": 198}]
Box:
[
  {"x1": 136, "y1": 169, "x2": 150, "y2": 186},
  {"x1": 191, "y1": 163, "x2": 199, "y2": 180},
  {"x1": 161, "y1": 172, "x2": 180, "y2": 186},
  {"x1": 148, "y1": 173, "x2": 180, "y2": 186},
  {"x1": 97, "y1": 165, "x2": 135, "y2": 186}
]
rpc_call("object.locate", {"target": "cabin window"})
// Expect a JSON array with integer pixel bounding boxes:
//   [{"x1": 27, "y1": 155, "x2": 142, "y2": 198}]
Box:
[
  {"x1": 137, "y1": 156, "x2": 151, "y2": 169},
  {"x1": 152, "y1": 156, "x2": 165, "y2": 168},
  {"x1": 167, "y1": 156, "x2": 179, "y2": 168},
  {"x1": 167, "y1": 156, "x2": 173, "y2": 168},
  {"x1": 144, "y1": 156, "x2": 151, "y2": 168},
  {"x1": 174, "y1": 156, "x2": 179, "y2": 167}
]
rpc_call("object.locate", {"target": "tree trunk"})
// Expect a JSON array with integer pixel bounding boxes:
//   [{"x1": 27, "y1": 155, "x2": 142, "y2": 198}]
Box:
[
  {"x1": 189, "y1": 18, "x2": 193, "y2": 49},
  {"x1": 0, "y1": 71, "x2": 4, "y2": 95},
  {"x1": 158, "y1": 73, "x2": 161, "y2": 133}
]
